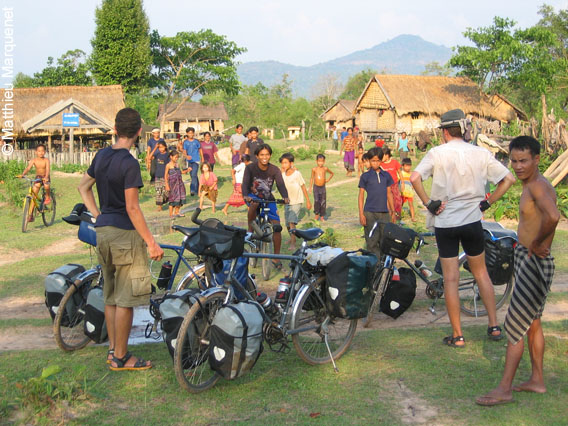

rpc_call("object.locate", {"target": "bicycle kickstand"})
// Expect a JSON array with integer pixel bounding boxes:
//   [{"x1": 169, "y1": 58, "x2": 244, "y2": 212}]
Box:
[{"x1": 322, "y1": 318, "x2": 339, "y2": 373}]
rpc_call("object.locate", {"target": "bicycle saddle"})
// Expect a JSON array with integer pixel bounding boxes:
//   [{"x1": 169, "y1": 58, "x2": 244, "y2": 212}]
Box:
[
  {"x1": 481, "y1": 221, "x2": 517, "y2": 240},
  {"x1": 171, "y1": 225, "x2": 199, "y2": 237},
  {"x1": 290, "y1": 228, "x2": 324, "y2": 241}
]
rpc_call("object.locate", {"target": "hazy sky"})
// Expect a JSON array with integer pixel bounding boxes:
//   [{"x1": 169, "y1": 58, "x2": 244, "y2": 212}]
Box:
[{"x1": 6, "y1": 0, "x2": 568, "y2": 76}]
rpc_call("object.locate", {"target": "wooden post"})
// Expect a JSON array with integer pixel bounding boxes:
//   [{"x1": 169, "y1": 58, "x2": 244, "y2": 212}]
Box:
[
  {"x1": 68, "y1": 106, "x2": 75, "y2": 159},
  {"x1": 47, "y1": 134, "x2": 52, "y2": 153}
]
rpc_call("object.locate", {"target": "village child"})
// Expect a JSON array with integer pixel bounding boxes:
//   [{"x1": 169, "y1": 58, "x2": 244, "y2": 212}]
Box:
[
  {"x1": 400, "y1": 157, "x2": 416, "y2": 222},
  {"x1": 331, "y1": 125, "x2": 339, "y2": 150},
  {"x1": 78, "y1": 107, "x2": 163, "y2": 371},
  {"x1": 222, "y1": 154, "x2": 250, "y2": 215},
  {"x1": 199, "y1": 132, "x2": 220, "y2": 171},
  {"x1": 380, "y1": 147, "x2": 403, "y2": 220},
  {"x1": 242, "y1": 143, "x2": 290, "y2": 267},
  {"x1": 396, "y1": 131, "x2": 410, "y2": 160},
  {"x1": 146, "y1": 128, "x2": 163, "y2": 183},
  {"x1": 150, "y1": 141, "x2": 169, "y2": 211},
  {"x1": 19, "y1": 144, "x2": 52, "y2": 220},
  {"x1": 165, "y1": 150, "x2": 189, "y2": 217},
  {"x1": 358, "y1": 147, "x2": 395, "y2": 258},
  {"x1": 198, "y1": 162, "x2": 218, "y2": 213},
  {"x1": 310, "y1": 154, "x2": 334, "y2": 221},
  {"x1": 476, "y1": 136, "x2": 559, "y2": 407},
  {"x1": 340, "y1": 127, "x2": 356, "y2": 177},
  {"x1": 229, "y1": 124, "x2": 247, "y2": 166},
  {"x1": 241, "y1": 126, "x2": 264, "y2": 164},
  {"x1": 183, "y1": 127, "x2": 202, "y2": 196},
  {"x1": 280, "y1": 153, "x2": 312, "y2": 250}
]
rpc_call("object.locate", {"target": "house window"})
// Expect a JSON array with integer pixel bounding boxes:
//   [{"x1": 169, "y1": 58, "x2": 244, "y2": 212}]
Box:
[
  {"x1": 410, "y1": 112, "x2": 420, "y2": 119},
  {"x1": 173, "y1": 121, "x2": 180, "y2": 132},
  {"x1": 210, "y1": 120, "x2": 215, "y2": 131}
]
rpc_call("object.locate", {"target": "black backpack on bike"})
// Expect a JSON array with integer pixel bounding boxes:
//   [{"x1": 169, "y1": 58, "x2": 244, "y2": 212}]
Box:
[{"x1": 380, "y1": 267, "x2": 417, "y2": 319}]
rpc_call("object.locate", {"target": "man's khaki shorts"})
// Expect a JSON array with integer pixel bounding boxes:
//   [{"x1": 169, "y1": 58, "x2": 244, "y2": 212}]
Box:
[{"x1": 96, "y1": 226, "x2": 152, "y2": 308}]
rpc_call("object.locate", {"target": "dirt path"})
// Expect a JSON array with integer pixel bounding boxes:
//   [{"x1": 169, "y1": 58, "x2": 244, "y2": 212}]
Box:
[{"x1": 0, "y1": 237, "x2": 82, "y2": 267}]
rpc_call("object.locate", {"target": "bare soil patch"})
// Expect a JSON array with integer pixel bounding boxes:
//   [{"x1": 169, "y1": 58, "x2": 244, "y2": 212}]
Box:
[
  {"x1": 0, "y1": 237, "x2": 82, "y2": 267},
  {"x1": 388, "y1": 379, "x2": 439, "y2": 424}
]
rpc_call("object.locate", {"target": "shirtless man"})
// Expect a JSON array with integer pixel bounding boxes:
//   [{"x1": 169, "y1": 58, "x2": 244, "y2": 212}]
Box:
[
  {"x1": 19, "y1": 144, "x2": 51, "y2": 213},
  {"x1": 476, "y1": 136, "x2": 560, "y2": 406},
  {"x1": 310, "y1": 154, "x2": 334, "y2": 221}
]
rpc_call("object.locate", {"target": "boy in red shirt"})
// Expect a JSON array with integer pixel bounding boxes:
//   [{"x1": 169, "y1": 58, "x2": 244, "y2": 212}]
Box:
[{"x1": 380, "y1": 147, "x2": 402, "y2": 221}]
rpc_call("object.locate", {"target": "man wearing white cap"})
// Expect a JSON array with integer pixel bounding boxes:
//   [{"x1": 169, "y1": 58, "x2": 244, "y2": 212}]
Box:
[
  {"x1": 146, "y1": 128, "x2": 164, "y2": 183},
  {"x1": 410, "y1": 109, "x2": 516, "y2": 348}
]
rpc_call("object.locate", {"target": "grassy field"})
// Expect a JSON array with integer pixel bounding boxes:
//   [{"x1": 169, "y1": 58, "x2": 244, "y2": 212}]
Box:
[{"x1": 0, "y1": 140, "x2": 567, "y2": 424}]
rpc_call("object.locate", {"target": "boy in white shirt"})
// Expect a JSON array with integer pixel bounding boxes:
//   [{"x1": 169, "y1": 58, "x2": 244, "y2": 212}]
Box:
[
  {"x1": 280, "y1": 153, "x2": 312, "y2": 250},
  {"x1": 222, "y1": 154, "x2": 251, "y2": 215}
]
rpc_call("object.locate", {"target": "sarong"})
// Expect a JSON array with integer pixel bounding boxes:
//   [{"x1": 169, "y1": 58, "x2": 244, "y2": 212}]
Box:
[
  {"x1": 227, "y1": 183, "x2": 245, "y2": 207},
  {"x1": 504, "y1": 244, "x2": 555, "y2": 345},
  {"x1": 391, "y1": 183, "x2": 402, "y2": 216},
  {"x1": 154, "y1": 178, "x2": 167, "y2": 206}
]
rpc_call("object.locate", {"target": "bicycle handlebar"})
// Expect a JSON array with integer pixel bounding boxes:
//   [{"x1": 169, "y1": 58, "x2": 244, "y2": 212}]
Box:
[{"x1": 246, "y1": 196, "x2": 286, "y2": 205}]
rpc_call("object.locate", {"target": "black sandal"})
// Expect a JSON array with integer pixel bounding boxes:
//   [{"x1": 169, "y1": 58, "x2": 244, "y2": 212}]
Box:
[
  {"x1": 109, "y1": 351, "x2": 152, "y2": 371},
  {"x1": 106, "y1": 349, "x2": 114, "y2": 365},
  {"x1": 442, "y1": 335, "x2": 465, "y2": 348},
  {"x1": 487, "y1": 325, "x2": 504, "y2": 341}
]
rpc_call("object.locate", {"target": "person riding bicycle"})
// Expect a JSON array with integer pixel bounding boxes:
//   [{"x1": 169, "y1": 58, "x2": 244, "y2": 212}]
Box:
[
  {"x1": 18, "y1": 144, "x2": 52, "y2": 219},
  {"x1": 410, "y1": 108, "x2": 516, "y2": 348},
  {"x1": 78, "y1": 108, "x2": 164, "y2": 371},
  {"x1": 242, "y1": 143, "x2": 289, "y2": 268}
]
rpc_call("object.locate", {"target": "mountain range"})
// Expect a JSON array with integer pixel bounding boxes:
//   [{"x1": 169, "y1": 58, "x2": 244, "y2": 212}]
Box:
[{"x1": 237, "y1": 34, "x2": 453, "y2": 98}]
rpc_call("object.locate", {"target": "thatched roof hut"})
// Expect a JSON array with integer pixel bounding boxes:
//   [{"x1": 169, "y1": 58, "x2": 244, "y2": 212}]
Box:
[
  {"x1": 157, "y1": 102, "x2": 228, "y2": 135},
  {"x1": 1, "y1": 85, "x2": 125, "y2": 140},
  {"x1": 320, "y1": 100, "x2": 357, "y2": 130},
  {"x1": 354, "y1": 75, "x2": 527, "y2": 136}
]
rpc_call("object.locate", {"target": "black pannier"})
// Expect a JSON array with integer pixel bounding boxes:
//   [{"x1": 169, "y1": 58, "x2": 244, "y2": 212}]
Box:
[
  {"x1": 208, "y1": 301, "x2": 264, "y2": 380},
  {"x1": 185, "y1": 221, "x2": 246, "y2": 260},
  {"x1": 325, "y1": 251, "x2": 378, "y2": 319},
  {"x1": 159, "y1": 288, "x2": 202, "y2": 368},
  {"x1": 380, "y1": 267, "x2": 417, "y2": 319},
  {"x1": 380, "y1": 223, "x2": 415, "y2": 259},
  {"x1": 83, "y1": 286, "x2": 108, "y2": 343},
  {"x1": 464, "y1": 234, "x2": 515, "y2": 285},
  {"x1": 44, "y1": 264, "x2": 86, "y2": 324}
]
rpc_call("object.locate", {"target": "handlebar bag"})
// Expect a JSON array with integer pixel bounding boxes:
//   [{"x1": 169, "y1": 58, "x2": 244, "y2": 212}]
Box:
[
  {"x1": 158, "y1": 288, "x2": 202, "y2": 367},
  {"x1": 325, "y1": 251, "x2": 378, "y2": 319},
  {"x1": 380, "y1": 223, "x2": 415, "y2": 259},
  {"x1": 78, "y1": 221, "x2": 97, "y2": 247},
  {"x1": 83, "y1": 286, "x2": 108, "y2": 343},
  {"x1": 380, "y1": 267, "x2": 417, "y2": 319},
  {"x1": 209, "y1": 301, "x2": 264, "y2": 380},
  {"x1": 44, "y1": 263, "x2": 86, "y2": 324},
  {"x1": 185, "y1": 225, "x2": 246, "y2": 259}
]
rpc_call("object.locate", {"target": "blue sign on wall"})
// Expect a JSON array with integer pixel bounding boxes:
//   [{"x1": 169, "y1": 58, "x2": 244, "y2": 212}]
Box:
[{"x1": 62, "y1": 113, "x2": 80, "y2": 127}]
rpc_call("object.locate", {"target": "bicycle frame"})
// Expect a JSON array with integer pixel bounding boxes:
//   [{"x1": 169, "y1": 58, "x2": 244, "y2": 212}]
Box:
[{"x1": 158, "y1": 240, "x2": 207, "y2": 292}]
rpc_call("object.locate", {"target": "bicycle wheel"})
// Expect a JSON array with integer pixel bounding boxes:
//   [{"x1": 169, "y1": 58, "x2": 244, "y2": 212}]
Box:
[
  {"x1": 41, "y1": 190, "x2": 56, "y2": 227},
  {"x1": 53, "y1": 271, "x2": 100, "y2": 351},
  {"x1": 261, "y1": 239, "x2": 273, "y2": 281},
  {"x1": 291, "y1": 276, "x2": 357, "y2": 365},
  {"x1": 22, "y1": 196, "x2": 32, "y2": 233},
  {"x1": 174, "y1": 290, "x2": 227, "y2": 393},
  {"x1": 362, "y1": 267, "x2": 391, "y2": 328},
  {"x1": 459, "y1": 276, "x2": 513, "y2": 317},
  {"x1": 175, "y1": 263, "x2": 208, "y2": 292}
]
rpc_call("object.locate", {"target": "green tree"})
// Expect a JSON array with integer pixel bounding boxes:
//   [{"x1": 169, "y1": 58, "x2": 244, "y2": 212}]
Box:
[
  {"x1": 151, "y1": 29, "x2": 246, "y2": 133},
  {"x1": 29, "y1": 49, "x2": 92, "y2": 87},
  {"x1": 421, "y1": 61, "x2": 452, "y2": 76},
  {"x1": 13, "y1": 72, "x2": 34, "y2": 88},
  {"x1": 339, "y1": 68, "x2": 377, "y2": 100},
  {"x1": 90, "y1": 0, "x2": 152, "y2": 92}
]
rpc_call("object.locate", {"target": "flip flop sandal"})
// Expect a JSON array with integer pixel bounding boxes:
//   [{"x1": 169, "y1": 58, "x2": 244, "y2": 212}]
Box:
[
  {"x1": 442, "y1": 335, "x2": 465, "y2": 348},
  {"x1": 487, "y1": 325, "x2": 504, "y2": 341},
  {"x1": 106, "y1": 349, "x2": 114, "y2": 365},
  {"x1": 109, "y1": 351, "x2": 152, "y2": 371},
  {"x1": 475, "y1": 396, "x2": 514, "y2": 406}
]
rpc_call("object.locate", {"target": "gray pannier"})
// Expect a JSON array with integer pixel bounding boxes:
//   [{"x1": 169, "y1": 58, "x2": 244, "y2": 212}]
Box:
[
  {"x1": 44, "y1": 264, "x2": 86, "y2": 324},
  {"x1": 208, "y1": 301, "x2": 264, "y2": 380},
  {"x1": 83, "y1": 286, "x2": 108, "y2": 343}
]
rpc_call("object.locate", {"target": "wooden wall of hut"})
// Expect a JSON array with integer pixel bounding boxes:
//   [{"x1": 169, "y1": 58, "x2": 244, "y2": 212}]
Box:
[{"x1": 1, "y1": 149, "x2": 98, "y2": 167}]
